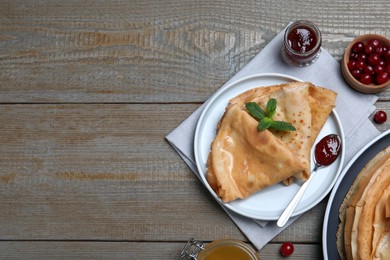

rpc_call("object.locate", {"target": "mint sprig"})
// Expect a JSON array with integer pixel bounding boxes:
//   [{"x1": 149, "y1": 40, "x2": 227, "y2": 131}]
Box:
[
  {"x1": 245, "y1": 98, "x2": 296, "y2": 132},
  {"x1": 245, "y1": 102, "x2": 266, "y2": 121}
]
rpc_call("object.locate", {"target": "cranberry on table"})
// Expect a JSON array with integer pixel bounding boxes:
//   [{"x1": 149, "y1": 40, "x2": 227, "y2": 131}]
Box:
[
  {"x1": 374, "y1": 110, "x2": 387, "y2": 124},
  {"x1": 280, "y1": 242, "x2": 294, "y2": 256}
]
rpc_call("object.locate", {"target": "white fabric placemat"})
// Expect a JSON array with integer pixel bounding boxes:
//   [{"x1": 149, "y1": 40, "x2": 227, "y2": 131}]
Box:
[{"x1": 166, "y1": 24, "x2": 380, "y2": 250}]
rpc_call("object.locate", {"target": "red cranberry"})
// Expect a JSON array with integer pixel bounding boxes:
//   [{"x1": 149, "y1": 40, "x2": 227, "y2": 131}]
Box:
[
  {"x1": 376, "y1": 72, "x2": 389, "y2": 85},
  {"x1": 347, "y1": 60, "x2": 356, "y2": 71},
  {"x1": 374, "y1": 110, "x2": 387, "y2": 124},
  {"x1": 386, "y1": 64, "x2": 390, "y2": 74},
  {"x1": 356, "y1": 53, "x2": 367, "y2": 61},
  {"x1": 352, "y1": 41, "x2": 365, "y2": 53},
  {"x1": 368, "y1": 54, "x2": 381, "y2": 66},
  {"x1": 365, "y1": 44, "x2": 374, "y2": 54},
  {"x1": 360, "y1": 73, "x2": 373, "y2": 84},
  {"x1": 374, "y1": 46, "x2": 383, "y2": 55},
  {"x1": 280, "y1": 242, "x2": 294, "y2": 256},
  {"x1": 384, "y1": 48, "x2": 390, "y2": 60},
  {"x1": 368, "y1": 39, "x2": 382, "y2": 48},
  {"x1": 364, "y1": 65, "x2": 375, "y2": 75},
  {"x1": 356, "y1": 60, "x2": 365, "y2": 70},
  {"x1": 350, "y1": 52, "x2": 358, "y2": 60},
  {"x1": 375, "y1": 65, "x2": 385, "y2": 74},
  {"x1": 351, "y1": 69, "x2": 362, "y2": 79}
]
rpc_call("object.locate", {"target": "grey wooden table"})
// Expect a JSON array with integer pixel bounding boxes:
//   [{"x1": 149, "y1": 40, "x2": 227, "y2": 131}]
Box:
[{"x1": 0, "y1": 0, "x2": 389, "y2": 259}]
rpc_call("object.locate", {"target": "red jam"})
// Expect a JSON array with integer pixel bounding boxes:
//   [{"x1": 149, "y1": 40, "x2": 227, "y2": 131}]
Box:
[
  {"x1": 314, "y1": 134, "x2": 342, "y2": 166},
  {"x1": 282, "y1": 20, "x2": 322, "y2": 67},
  {"x1": 287, "y1": 26, "x2": 317, "y2": 53}
]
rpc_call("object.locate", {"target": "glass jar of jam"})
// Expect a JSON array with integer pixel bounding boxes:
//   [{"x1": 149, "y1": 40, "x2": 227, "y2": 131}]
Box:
[
  {"x1": 181, "y1": 238, "x2": 260, "y2": 260},
  {"x1": 282, "y1": 20, "x2": 322, "y2": 67}
]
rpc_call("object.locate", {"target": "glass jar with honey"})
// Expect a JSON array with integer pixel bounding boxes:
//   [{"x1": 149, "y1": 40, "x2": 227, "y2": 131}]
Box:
[{"x1": 180, "y1": 238, "x2": 260, "y2": 260}]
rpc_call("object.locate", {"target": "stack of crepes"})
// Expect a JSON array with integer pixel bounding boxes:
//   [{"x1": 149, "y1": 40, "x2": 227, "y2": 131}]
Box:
[
  {"x1": 206, "y1": 81, "x2": 337, "y2": 203},
  {"x1": 337, "y1": 146, "x2": 390, "y2": 260}
]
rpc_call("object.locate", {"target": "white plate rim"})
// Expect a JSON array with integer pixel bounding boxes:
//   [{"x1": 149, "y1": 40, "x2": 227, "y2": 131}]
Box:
[{"x1": 194, "y1": 72, "x2": 345, "y2": 220}]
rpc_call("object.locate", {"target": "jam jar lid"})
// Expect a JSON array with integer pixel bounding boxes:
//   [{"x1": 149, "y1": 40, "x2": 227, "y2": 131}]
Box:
[{"x1": 181, "y1": 238, "x2": 261, "y2": 260}]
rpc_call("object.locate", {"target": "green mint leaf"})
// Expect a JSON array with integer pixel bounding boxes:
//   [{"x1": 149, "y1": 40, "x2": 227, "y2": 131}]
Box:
[
  {"x1": 270, "y1": 121, "x2": 296, "y2": 131},
  {"x1": 245, "y1": 102, "x2": 265, "y2": 121},
  {"x1": 266, "y1": 98, "x2": 277, "y2": 118},
  {"x1": 257, "y1": 117, "x2": 273, "y2": 131},
  {"x1": 245, "y1": 99, "x2": 296, "y2": 132}
]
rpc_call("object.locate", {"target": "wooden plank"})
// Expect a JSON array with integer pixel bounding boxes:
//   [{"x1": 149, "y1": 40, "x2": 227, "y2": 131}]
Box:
[
  {"x1": 0, "y1": 241, "x2": 322, "y2": 259},
  {"x1": 0, "y1": 0, "x2": 388, "y2": 258},
  {"x1": 0, "y1": 0, "x2": 389, "y2": 103},
  {"x1": 0, "y1": 103, "x2": 331, "y2": 243}
]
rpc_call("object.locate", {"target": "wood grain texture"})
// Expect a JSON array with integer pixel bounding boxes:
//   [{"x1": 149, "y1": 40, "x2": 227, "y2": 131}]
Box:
[
  {"x1": 0, "y1": 103, "x2": 326, "y2": 242},
  {"x1": 0, "y1": 242, "x2": 322, "y2": 259},
  {"x1": 0, "y1": 0, "x2": 390, "y2": 258},
  {"x1": 0, "y1": 0, "x2": 389, "y2": 103}
]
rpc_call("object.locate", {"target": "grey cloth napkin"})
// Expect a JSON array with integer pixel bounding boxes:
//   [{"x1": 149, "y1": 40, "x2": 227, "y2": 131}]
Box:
[{"x1": 166, "y1": 24, "x2": 380, "y2": 250}]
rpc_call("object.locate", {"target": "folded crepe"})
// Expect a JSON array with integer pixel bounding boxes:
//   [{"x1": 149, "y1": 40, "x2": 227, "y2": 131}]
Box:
[
  {"x1": 374, "y1": 231, "x2": 390, "y2": 259},
  {"x1": 207, "y1": 82, "x2": 337, "y2": 202},
  {"x1": 372, "y1": 188, "x2": 390, "y2": 259},
  {"x1": 337, "y1": 146, "x2": 390, "y2": 260}
]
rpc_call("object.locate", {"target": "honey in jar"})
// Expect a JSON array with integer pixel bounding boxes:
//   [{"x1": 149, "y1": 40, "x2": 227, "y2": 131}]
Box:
[{"x1": 181, "y1": 238, "x2": 260, "y2": 260}]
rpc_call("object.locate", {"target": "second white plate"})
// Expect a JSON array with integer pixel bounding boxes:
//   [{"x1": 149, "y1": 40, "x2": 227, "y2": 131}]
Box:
[{"x1": 194, "y1": 73, "x2": 345, "y2": 220}]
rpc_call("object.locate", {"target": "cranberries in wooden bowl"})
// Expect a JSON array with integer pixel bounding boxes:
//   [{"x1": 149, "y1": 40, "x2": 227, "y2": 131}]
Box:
[{"x1": 341, "y1": 34, "x2": 390, "y2": 93}]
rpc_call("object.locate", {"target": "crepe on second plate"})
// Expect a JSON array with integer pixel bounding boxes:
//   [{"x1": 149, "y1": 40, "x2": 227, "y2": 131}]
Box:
[
  {"x1": 337, "y1": 146, "x2": 390, "y2": 260},
  {"x1": 207, "y1": 82, "x2": 337, "y2": 203}
]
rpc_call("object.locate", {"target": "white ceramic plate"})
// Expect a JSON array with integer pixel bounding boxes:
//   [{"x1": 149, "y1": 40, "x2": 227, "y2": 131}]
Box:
[
  {"x1": 194, "y1": 73, "x2": 345, "y2": 220},
  {"x1": 322, "y1": 129, "x2": 390, "y2": 260}
]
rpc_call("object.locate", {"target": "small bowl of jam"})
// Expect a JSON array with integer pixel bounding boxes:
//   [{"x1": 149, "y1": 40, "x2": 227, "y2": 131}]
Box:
[
  {"x1": 341, "y1": 34, "x2": 390, "y2": 93},
  {"x1": 282, "y1": 20, "x2": 322, "y2": 67}
]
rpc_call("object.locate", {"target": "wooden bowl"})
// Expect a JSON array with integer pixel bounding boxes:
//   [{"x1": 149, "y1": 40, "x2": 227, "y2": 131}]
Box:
[{"x1": 341, "y1": 34, "x2": 390, "y2": 93}]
